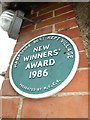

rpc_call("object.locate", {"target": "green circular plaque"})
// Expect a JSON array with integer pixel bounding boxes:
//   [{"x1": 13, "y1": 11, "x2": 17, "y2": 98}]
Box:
[{"x1": 10, "y1": 33, "x2": 79, "y2": 98}]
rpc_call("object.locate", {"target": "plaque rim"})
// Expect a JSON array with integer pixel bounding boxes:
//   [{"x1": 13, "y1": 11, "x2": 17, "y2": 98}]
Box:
[{"x1": 9, "y1": 33, "x2": 79, "y2": 99}]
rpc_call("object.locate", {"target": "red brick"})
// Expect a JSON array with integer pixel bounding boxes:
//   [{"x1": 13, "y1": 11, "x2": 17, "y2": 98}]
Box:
[
  {"x1": 58, "y1": 28, "x2": 80, "y2": 38},
  {"x1": 5, "y1": 66, "x2": 10, "y2": 79},
  {"x1": 14, "y1": 42, "x2": 25, "y2": 52},
  {"x1": 1, "y1": 80, "x2": 19, "y2": 96},
  {"x1": 0, "y1": 98, "x2": 2, "y2": 118},
  {"x1": 4, "y1": 53, "x2": 16, "y2": 78},
  {"x1": 34, "y1": 3, "x2": 53, "y2": 13},
  {"x1": 2, "y1": 98, "x2": 20, "y2": 118},
  {"x1": 21, "y1": 95, "x2": 88, "y2": 118},
  {"x1": 34, "y1": 3, "x2": 58, "y2": 13},
  {"x1": 21, "y1": 12, "x2": 53, "y2": 30},
  {"x1": 35, "y1": 3, "x2": 58, "y2": 14},
  {"x1": 78, "y1": 51, "x2": 88, "y2": 68},
  {"x1": 37, "y1": 11, "x2": 75, "y2": 29},
  {"x1": 9, "y1": 53, "x2": 16, "y2": 65},
  {"x1": 36, "y1": 11, "x2": 53, "y2": 21},
  {"x1": 30, "y1": 12, "x2": 37, "y2": 18},
  {"x1": 55, "y1": 5, "x2": 74, "y2": 16},
  {"x1": 18, "y1": 26, "x2": 52, "y2": 43},
  {"x1": 22, "y1": 21, "x2": 32, "y2": 28},
  {"x1": 5, "y1": 54, "x2": 16, "y2": 79},
  {"x1": 61, "y1": 70, "x2": 88, "y2": 92},
  {"x1": 72, "y1": 37, "x2": 85, "y2": 51},
  {"x1": 55, "y1": 18, "x2": 77, "y2": 31},
  {"x1": 89, "y1": 69, "x2": 90, "y2": 88},
  {"x1": 21, "y1": 24, "x2": 34, "y2": 34},
  {"x1": 39, "y1": 3, "x2": 71, "y2": 15}
]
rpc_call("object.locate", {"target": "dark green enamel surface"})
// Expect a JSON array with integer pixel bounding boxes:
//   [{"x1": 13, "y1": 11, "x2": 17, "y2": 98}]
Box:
[{"x1": 11, "y1": 35, "x2": 75, "y2": 94}]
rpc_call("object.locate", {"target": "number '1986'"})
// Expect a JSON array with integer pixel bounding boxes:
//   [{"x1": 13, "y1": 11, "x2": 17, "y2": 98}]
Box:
[{"x1": 29, "y1": 69, "x2": 48, "y2": 79}]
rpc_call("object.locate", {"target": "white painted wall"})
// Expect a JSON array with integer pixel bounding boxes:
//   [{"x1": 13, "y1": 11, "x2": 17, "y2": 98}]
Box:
[
  {"x1": 0, "y1": 9, "x2": 17, "y2": 89},
  {"x1": 0, "y1": 27, "x2": 16, "y2": 89}
]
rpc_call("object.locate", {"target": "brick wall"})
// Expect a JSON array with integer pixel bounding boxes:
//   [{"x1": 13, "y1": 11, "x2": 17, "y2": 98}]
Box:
[{"x1": 1, "y1": 2, "x2": 89, "y2": 118}]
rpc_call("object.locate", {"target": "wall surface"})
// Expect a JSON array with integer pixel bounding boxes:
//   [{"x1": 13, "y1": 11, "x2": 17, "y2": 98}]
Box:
[
  {"x1": 1, "y1": 2, "x2": 89, "y2": 118},
  {"x1": 74, "y1": 3, "x2": 90, "y2": 65}
]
